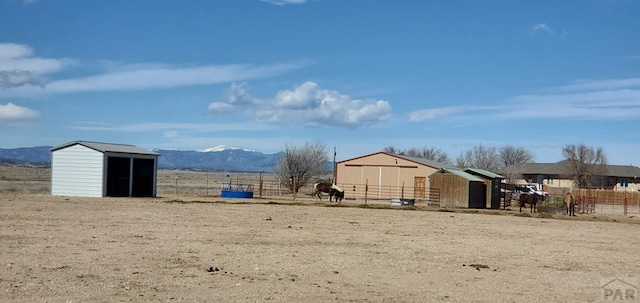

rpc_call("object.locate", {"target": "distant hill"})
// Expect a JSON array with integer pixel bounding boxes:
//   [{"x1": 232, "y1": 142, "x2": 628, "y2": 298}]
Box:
[
  {"x1": 0, "y1": 145, "x2": 284, "y2": 172},
  {"x1": 0, "y1": 146, "x2": 52, "y2": 163},
  {"x1": 156, "y1": 148, "x2": 283, "y2": 172}
]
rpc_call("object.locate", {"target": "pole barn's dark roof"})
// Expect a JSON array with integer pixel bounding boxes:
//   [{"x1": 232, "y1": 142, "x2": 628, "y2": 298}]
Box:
[{"x1": 50, "y1": 140, "x2": 159, "y2": 156}]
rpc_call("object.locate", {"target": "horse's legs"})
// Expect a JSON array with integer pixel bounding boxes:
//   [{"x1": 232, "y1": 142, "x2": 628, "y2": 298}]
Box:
[
  {"x1": 570, "y1": 201, "x2": 575, "y2": 216},
  {"x1": 569, "y1": 203, "x2": 575, "y2": 217}
]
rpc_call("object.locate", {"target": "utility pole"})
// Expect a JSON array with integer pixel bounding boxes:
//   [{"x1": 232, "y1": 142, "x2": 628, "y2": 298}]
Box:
[{"x1": 333, "y1": 147, "x2": 337, "y2": 183}]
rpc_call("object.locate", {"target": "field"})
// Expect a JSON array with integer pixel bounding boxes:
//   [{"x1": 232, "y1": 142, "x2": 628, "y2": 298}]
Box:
[{"x1": 1, "y1": 166, "x2": 639, "y2": 302}]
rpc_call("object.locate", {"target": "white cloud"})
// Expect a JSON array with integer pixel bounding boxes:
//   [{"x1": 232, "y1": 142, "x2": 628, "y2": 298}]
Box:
[
  {"x1": 208, "y1": 82, "x2": 256, "y2": 113},
  {"x1": 409, "y1": 106, "x2": 468, "y2": 121},
  {"x1": 164, "y1": 130, "x2": 179, "y2": 138},
  {"x1": 0, "y1": 43, "x2": 304, "y2": 98},
  {"x1": 0, "y1": 102, "x2": 40, "y2": 123},
  {"x1": 0, "y1": 70, "x2": 44, "y2": 89},
  {"x1": 260, "y1": 0, "x2": 313, "y2": 5},
  {"x1": 0, "y1": 43, "x2": 72, "y2": 90},
  {"x1": 70, "y1": 121, "x2": 273, "y2": 133},
  {"x1": 0, "y1": 43, "x2": 74, "y2": 76},
  {"x1": 0, "y1": 43, "x2": 33, "y2": 59},
  {"x1": 208, "y1": 81, "x2": 391, "y2": 127},
  {"x1": 529, "y1": 23, "x2": 555, "y2": 35},
  {"x1": 409, "y1": 78, "x2": 640, "y2": 123},
  {"x1": 273, "y1": 81, "x2": 319, "y2": 109},
  {"x1": 504, "y1": 89, "x2": 640, "y2": 119},
  {"x1": 226, "y1": 82, "x2": 254, "y2": 105},
  {"x1": 46, "y1": 63, "x2": 301, "y2": 93},
  {"x1": 554, "y1": 77, "x2": 640, "y2": 92},
  {"x1": 258, "y1": 81, "x2": 391, "y2": 127},
  {"x1": 208, "y1": 102, "x2": 234, "y2": 113}
]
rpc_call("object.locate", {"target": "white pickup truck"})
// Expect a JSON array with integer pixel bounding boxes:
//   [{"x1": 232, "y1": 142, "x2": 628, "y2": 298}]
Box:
[{"x1": 516, "y1": 184, "x2": 548, "y2": 197}]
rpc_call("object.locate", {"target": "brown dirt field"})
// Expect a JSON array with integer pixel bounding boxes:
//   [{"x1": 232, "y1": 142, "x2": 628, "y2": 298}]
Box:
[{"x1": 1, "y1": 193, "x2": 639, "y2": 303}]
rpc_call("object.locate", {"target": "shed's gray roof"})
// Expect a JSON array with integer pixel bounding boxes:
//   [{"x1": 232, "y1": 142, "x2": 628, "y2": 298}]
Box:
[
  {"x1": 51, "y1": 140, "x2": 159, "y2": 156},
  {"x1": 501, "y1": 160, "x2": 640, "y2": 178},
  {"x1": 464, "y1": 168, "x2": 505, "y2": 179},
  {"x1": 432, "y1": 168, "x2": 485, "y2": 182}
]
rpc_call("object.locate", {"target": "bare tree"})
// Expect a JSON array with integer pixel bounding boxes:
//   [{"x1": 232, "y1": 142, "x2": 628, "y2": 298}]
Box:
[
  {"x1": 382, "y1": 146, "x2": 452, "y2": 164},
  {"x1": 499, "y1": 145, "x2": 534, "y2": 167},
  {"x1": 274, "y1": 142, "x2": 330, "y2": 192},
  {"x1": 455, "y1": 153, "x2": 469, "y2": 168},
  {"x1": 382, "y1": 146, "x2": 397, "y2": 154},
  {"x1": 456, "y1": 144, "x2": 501, "y2": 171},
  {"x1": 562, "y1": 143, "x2": 608, "y2": 188},
  {"x1": 502, "y1": 165, "x2": 524, "y2": 184}
]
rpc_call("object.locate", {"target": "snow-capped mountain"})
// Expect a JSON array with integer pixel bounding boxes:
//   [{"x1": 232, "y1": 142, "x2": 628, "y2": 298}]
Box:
[
  {"x1": 157, "y1": 147, "x2": 281, "y2": 171},
  {"x1": 197, "y1": 145, "x2": 254, "y2": 153},
  {"x1": 0, "y1": 145, "x2": 283, "y2": 172}
]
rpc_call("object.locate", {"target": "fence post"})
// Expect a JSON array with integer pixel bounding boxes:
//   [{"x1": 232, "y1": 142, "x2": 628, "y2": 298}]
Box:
[
  {"x1": 293, "y1": 176, "x2": 297, "y2": 200},
  {"x1": 259, "y1": 172, "x2": 263, "y2": 199},
  {"x1": 401, "y1": 182, "x2": 404, "y2": 199},
  {"x1": 624, "y1": 194, "x2": 628, "y2": 217},
  {"x1": 364, "y1": 179, "x2": 368, "y2": 205},
  {"x1": 205, "y1": 176, "x2": 208, "y2": 196},
  {"x1": 175, "y1": 176, "x2": 178, "y2": 196}
]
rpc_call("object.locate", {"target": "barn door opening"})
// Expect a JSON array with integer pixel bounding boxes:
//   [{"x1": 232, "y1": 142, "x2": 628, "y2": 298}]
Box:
[
  {"x1": 414, "y1": 176, "x2": 426, "y2": 199},
  {"x1": 132, "y1": 158, "x2": 154, "y2": 197},
  {"x1": 106, "y1": 156, "x2": 131, "y2": 197}
]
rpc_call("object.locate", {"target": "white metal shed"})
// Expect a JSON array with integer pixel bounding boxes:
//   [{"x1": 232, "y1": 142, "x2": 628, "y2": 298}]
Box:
[{"x1": 50, "y1": 141, "x2": 159, "y2": 197}]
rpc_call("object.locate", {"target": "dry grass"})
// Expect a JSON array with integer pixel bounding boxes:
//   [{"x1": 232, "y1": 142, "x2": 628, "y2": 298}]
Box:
[
  {"x1": 0, "y1": 165, "x2": 50, "y2": 195},
  {"x1": 1, "y1": 194, "x2": 639, "y2": 302},
  {"x1": 1, "y1": 165, "x2": 640, "y2": 302}
]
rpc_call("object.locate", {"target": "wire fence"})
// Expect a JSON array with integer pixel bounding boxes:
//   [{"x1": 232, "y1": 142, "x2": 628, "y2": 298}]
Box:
[
  {"x1": 510, "y1": 187, "x2": 640, "y2": 217},
  {"x1": 158, "y1": 175, "x2": 441, "y2": 206},
  {"x1": 158, "y1": 173, "x2": 639, "y2": 216}
]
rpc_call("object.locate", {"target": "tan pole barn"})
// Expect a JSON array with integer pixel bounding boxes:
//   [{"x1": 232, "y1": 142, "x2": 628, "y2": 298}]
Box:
[{"x1": 334, "y1": 152, "x2": 451, "y2": 201}]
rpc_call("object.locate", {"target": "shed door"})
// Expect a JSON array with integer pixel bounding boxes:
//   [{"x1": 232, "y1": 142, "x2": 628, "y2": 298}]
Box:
[
  {"x1": 132, "y1": 158, "x2": 155, "y2": 197},
  {"x1": 106, "y1": 156, "x2": 131, "y2": 197},
  {"x1": 414, "y1": 176, "x2": 426, "y2": 199}
]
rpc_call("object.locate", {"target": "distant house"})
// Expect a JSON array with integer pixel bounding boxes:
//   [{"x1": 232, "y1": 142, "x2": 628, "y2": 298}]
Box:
[
  {"x1": 51, "y1": 141, "x2": 159, "y2": 197},
  {"x1": 501, "y1": 160, "x2": 640, "y2": 192}
]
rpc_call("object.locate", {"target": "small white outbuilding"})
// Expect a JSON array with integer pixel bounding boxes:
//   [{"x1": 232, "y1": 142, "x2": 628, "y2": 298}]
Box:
[{"x1": 50, "y1": 141, "x2": 159, "y2": 197}]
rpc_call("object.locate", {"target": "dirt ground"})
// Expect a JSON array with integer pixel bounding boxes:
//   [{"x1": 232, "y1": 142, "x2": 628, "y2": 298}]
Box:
[{"x1": 1, "y1": 193, "x2": 639, "y2": 303}]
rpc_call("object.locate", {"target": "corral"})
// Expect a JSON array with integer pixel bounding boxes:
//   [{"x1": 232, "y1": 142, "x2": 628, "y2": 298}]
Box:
[{"x1": 1, "y1": 166, "x2": 639, "y2": 302}]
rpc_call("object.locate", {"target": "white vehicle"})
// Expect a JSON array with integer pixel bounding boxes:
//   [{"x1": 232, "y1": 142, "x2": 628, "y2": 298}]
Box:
[{"x1": 516, "y1": 184, "x2": 548, "y2": 197}]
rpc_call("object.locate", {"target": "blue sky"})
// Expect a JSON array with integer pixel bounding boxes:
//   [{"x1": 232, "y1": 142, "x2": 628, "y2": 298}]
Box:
[{"x1": 1, "y1": 0, "x2": 639, "y2": 166}]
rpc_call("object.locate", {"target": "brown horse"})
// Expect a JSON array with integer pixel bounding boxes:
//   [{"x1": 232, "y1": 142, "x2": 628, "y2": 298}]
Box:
[
  {"x1": 314, "y1": 183, "x2": 345, "y2": 202},
  {"x1": 518, "y1": 193, "x2": 539, "y2": 213},
  {"x1": 564, "y1": 192, "x2": 576, "y2": 216}
]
